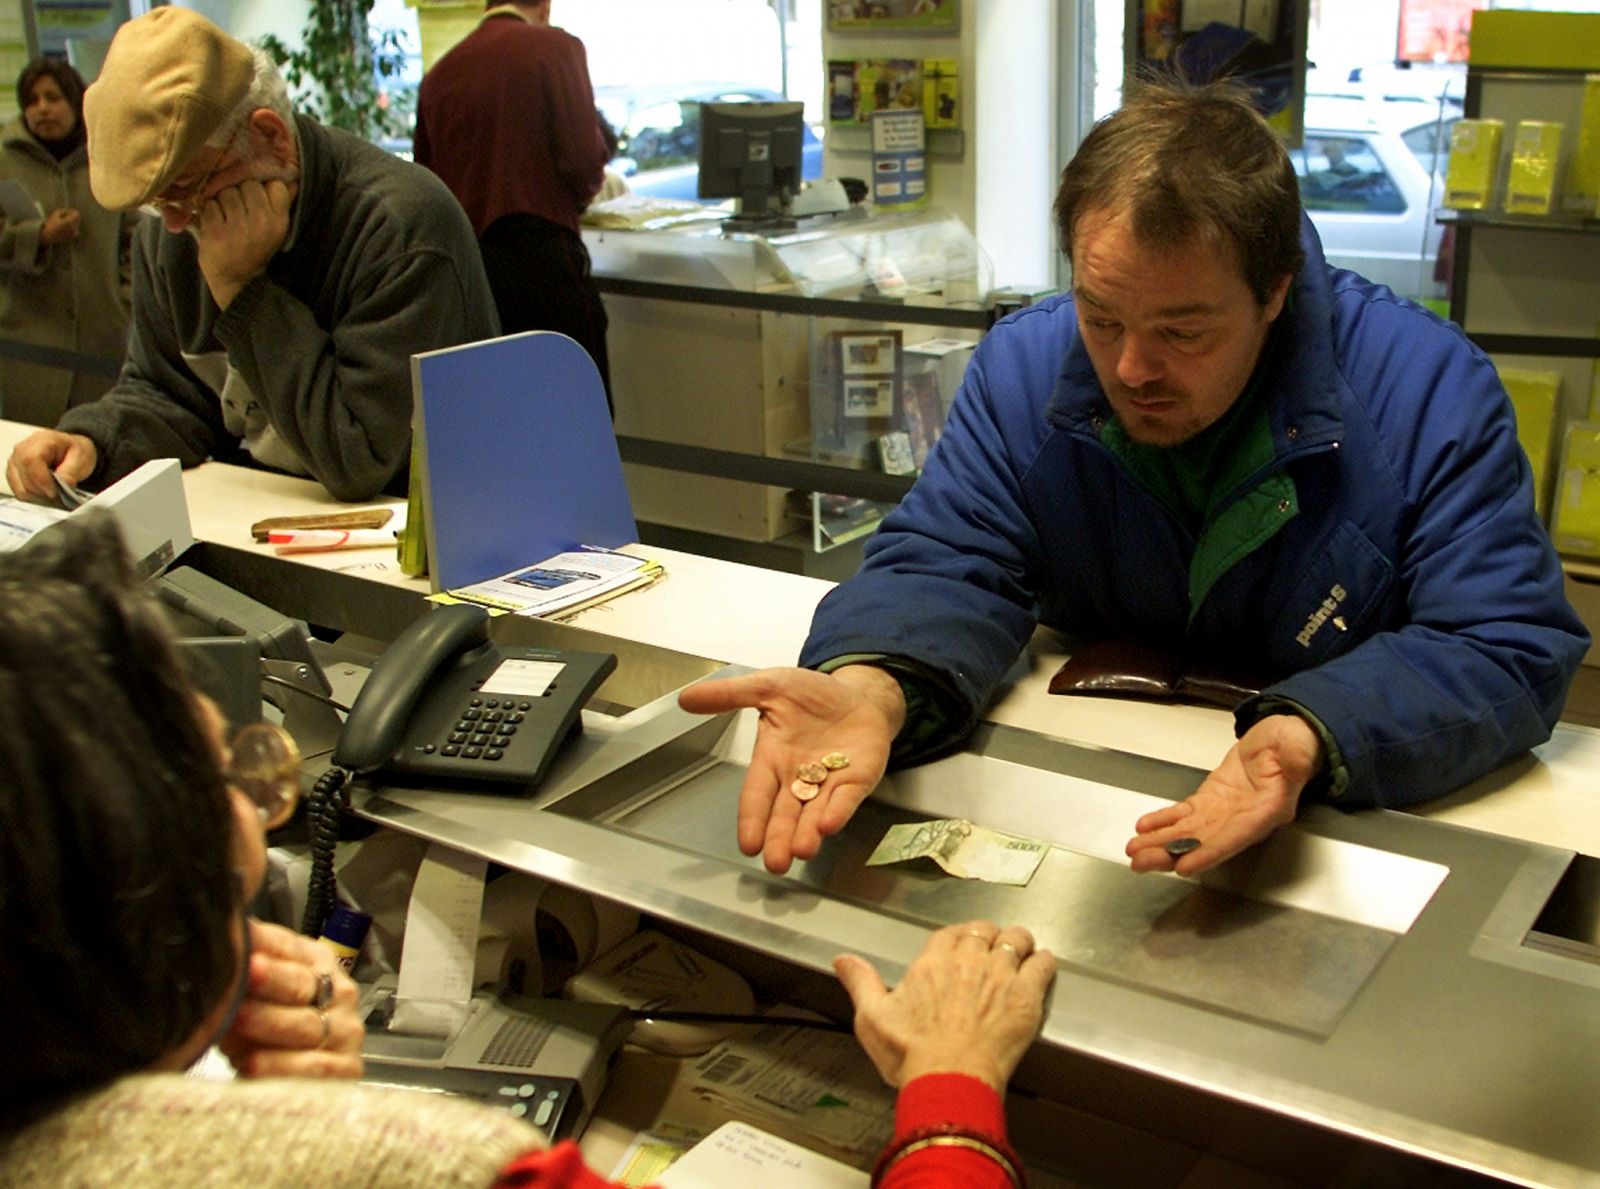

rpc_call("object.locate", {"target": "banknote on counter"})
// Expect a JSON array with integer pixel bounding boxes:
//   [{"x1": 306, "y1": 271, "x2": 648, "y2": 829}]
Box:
[{"x1": 865, "y1": 819, "x2": 1048, "y2": 886}]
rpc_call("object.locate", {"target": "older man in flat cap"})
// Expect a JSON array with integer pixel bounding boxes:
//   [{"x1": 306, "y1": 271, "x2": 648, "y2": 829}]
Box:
[{"x1": 5, "y1": 7, "x2": 499, "y2": 503}]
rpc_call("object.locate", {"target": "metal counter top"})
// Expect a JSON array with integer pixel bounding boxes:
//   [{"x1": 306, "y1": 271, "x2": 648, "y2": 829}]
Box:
[{"x1": 350, "y1": 680, "x2": 1600, "y2": 1188}]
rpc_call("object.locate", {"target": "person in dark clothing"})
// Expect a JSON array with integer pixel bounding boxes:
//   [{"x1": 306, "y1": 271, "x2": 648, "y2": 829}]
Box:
[{"x1": 415, "y1": 1, "x2": 613, "y2": 408}]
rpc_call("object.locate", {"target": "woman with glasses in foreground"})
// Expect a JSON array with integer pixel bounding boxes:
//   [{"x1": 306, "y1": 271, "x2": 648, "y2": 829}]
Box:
[{"x1": 0, "y1": 513, "x2": 1056, "y2": 1188}]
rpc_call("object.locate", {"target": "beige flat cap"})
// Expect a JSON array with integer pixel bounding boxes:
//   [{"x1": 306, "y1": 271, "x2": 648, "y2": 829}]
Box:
[{"x1": 84, "y1": 7, "x2": 255, "y2": 210}]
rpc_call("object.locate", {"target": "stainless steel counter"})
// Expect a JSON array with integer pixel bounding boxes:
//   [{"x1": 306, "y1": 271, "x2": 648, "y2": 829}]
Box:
[
  {"x1": 349, "y1": 671, "x2": 1600, "y2": 1188},
  {"x1": 171, "y1": 536, "x2": 1600, "y2": 1183}
]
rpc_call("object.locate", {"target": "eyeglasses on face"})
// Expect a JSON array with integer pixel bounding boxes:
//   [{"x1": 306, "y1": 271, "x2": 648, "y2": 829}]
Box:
[
  {"x1": 225, "y1": 721, "x2": 302, "y2": 829},
  {"x1": 145, "y1": 149, "x2": 227, "y2": 220}
]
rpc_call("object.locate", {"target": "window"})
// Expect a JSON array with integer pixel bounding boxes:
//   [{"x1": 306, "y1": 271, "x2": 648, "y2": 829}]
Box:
[{"x1": 1295, "y1": 135, "x2": 1407, "y2": 214}]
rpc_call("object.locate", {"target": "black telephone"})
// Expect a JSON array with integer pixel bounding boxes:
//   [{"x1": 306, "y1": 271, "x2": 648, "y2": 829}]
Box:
[
  {"x1": 335, "y1": 602, "x2": 616, "y2": 789},
  {"x1": 303, "y1": 603, "x2": 615, "y2": 937}
]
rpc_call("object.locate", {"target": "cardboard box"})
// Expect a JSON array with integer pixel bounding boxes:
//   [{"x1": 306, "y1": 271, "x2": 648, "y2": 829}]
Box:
[
  {"x1": 1552, "y1": 421, "x2": 1600, "y2": 559},
  {"x1": 1444, "y1": 119, "x2": 1504, "y2": 210},
  {"x1": 1569, "y1": 74, "x2": 1600, "y2": 215},
  {"x1": 1505, "y1": 120, "x2": 1564, "y2": 216},
  {"x1": 1498, "y1": 367, "x2": 1563, "y2": 521}
]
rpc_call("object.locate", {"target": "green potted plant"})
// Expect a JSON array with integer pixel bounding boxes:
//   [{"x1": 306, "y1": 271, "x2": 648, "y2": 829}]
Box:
[{"x1": 258, "y1": 0, "x2": 409, "y2": 143}]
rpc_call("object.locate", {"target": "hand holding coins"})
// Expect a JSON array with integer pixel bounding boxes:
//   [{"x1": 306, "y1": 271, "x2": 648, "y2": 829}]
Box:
[
  {"x1": 791, "y1": 751, "x2": 849, "y2": 801},
  {"x1": 676, "y1": 664, "x2": 906, "y2": 875},
  {"x1": 1125, "y1": 712, "x2": 1321, "y2": 876}
]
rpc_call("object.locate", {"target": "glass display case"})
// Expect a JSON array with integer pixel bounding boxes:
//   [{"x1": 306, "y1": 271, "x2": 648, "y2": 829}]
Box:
[{"x1": 583, "y1": 205, "x2": 1002, "y2": 563}]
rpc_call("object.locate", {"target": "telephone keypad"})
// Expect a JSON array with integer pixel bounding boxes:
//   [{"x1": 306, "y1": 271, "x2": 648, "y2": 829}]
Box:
[{"x1": 441, "y1": 699, "x2": 540, "y2": 766}]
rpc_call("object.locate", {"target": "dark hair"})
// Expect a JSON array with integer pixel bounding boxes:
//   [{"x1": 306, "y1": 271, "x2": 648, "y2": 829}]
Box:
[
  {"x1": 1054, "y1": 75, "x2": 1304, "y2": 306},
  {"x1": 16, "y1": 56, "x2": 87, "y2": 146},
  {"x1": 0, "y1": 514, "x2": 241, "y2": 1128},
  {"x1": 597, "y1": 109, "x2": 620, "y2": 160}
]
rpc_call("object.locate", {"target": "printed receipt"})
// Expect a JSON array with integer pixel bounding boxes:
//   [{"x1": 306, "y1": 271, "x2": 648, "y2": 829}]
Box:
[{"x1": 389, "y1": 842, "x2": 488, "y2": 1037}]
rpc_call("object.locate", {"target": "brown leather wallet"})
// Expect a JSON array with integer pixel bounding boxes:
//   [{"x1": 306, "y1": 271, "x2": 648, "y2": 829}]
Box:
[{"x1": 1048, "y1": 639, "x2": 1270, "y2": 710}]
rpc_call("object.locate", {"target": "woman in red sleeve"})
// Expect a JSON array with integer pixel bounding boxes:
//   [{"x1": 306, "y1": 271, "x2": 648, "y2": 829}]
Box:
[
  {"x1": 0, "y1": 513, "x2": 1054, "y2": 1188},
  {"x1": 495, "y1": 920, "x2": 1056, "y2": 1188}
]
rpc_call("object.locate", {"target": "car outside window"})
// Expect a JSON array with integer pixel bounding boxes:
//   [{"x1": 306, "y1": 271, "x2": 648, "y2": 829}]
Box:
[{"x1": 1295, "y1": 135, "x2": 1407, "y2": 215}]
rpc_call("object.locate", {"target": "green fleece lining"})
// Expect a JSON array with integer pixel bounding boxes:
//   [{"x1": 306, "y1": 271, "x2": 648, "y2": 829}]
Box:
[{"x1": 1101, "y1": 370, "x2": 1298, "y2": 622}]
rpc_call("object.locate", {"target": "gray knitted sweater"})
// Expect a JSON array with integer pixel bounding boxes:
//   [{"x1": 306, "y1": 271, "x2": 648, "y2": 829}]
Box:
[{"x1": 0, "y1": 1073, "x2": 545, "y2": 1186}]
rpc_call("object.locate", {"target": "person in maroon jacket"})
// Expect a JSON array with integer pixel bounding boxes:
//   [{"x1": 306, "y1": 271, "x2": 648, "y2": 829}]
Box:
[{"x1": 414, "y1": 1, "x2": 612, "y2": 403}]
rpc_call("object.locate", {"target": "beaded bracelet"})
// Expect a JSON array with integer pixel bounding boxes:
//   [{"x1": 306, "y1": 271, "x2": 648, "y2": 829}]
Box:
[{"x1": 870, "y1": 1124, "x2": 1026, "y2": 1188}]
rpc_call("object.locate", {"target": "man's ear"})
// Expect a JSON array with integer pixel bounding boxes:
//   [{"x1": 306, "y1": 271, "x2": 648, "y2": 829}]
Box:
[
  {"x1": 248, "y1": 109, "x2": 296, "y2": 169},
  {"x1": 1264, "y1": 271, "x2": 1293, "y2": 323}
]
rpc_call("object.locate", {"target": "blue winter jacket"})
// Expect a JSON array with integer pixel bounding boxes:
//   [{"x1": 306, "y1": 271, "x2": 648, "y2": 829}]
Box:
[{"x1": 800, "y1": 225, "x2": 1589, "y2": 809}]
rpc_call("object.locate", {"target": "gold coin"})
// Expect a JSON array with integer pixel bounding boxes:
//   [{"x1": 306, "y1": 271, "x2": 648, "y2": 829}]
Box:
[
  {"x1": 797, "y1": 760, "x2": 828, "y2": 783},
  {"x1": 822, "y1": 752, "x2": 850, "y2": 770},
  {"x1": 790, "y1": 778, "x2": 821, "y2": 802}
]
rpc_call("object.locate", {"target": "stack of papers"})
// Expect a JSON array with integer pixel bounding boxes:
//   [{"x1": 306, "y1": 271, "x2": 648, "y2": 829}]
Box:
[
  {"x1": 435, "y1": 547, "x2": 664, "y2": 619},
  {"x1": 683, "y1": 1009, "x2": 894, "y2": 1156}
]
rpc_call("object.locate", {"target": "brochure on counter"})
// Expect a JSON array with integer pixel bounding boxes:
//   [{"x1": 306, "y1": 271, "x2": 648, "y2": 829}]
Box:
[{"x1": 430, "y1": 546, "x2": 664, "y2": 619}]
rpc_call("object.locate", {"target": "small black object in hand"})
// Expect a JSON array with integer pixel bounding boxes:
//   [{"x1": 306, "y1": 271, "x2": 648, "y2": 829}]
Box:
[{"x1": 1164, "y1": 836, "x2": 1202, "y2": 858}]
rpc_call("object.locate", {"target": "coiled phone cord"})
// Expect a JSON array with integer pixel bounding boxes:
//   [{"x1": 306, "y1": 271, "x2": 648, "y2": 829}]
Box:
[{"x1": 300, "y1": 766, "x2": 353, "y2": 936}]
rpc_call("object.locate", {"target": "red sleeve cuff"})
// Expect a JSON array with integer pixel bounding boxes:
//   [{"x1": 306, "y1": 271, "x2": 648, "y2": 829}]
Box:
[
  {"x1": 893, "y1": 1072, "x2": 1008, "y2": 1142},
  {"x1": 493, "y1": 1140, "x2": 621, "y2": 1189}
]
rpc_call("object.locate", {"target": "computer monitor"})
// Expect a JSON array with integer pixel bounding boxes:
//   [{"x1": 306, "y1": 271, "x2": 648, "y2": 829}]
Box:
[{"x1": 696, "y1": 100, "x2": 805, "y2": 232}]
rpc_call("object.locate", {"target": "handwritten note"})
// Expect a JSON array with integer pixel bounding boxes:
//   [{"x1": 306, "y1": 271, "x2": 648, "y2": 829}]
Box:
[{"x1": 657, "y1": 1121, "x2": 867, "y2": 1188}]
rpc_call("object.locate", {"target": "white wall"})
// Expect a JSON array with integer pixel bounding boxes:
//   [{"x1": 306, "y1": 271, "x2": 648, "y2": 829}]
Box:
[
  {"x1": 174, "y1": 0, "x2": 307, "y2": 45},
  {"x1": 975, "y1": 0, "x2": 1057, "y2": 291}
]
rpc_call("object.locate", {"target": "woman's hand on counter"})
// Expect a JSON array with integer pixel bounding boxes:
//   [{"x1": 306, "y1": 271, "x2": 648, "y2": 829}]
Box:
[
  {"x1": 677, "y1": 665, "x2": 903, "y2": 874},
  {"x1": 835, "y1": 919, "x2": 1056, "y2": 1092}
]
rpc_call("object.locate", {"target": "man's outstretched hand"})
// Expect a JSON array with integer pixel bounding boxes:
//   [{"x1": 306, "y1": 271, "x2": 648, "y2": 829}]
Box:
[
  {"x1": 677, "y1": 664, "x2": 906, "y2": 873},
  {"x1": 1126, "y1": 713, "x2": 1321, "y2": 875}
]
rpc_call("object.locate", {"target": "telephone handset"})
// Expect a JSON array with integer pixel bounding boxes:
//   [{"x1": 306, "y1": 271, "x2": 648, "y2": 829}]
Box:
[{"x1": 336, "y1": 602, "x2": 617, "y2": 789}]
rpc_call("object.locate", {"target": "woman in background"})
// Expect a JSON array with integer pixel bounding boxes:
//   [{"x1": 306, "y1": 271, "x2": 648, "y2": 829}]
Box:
[
  {"x1": 0, "y1": 514, "x2": 1054, "y2": 1187},
  {"x1": 0, "y1": 58, "x2": 136, "y2": 426}
]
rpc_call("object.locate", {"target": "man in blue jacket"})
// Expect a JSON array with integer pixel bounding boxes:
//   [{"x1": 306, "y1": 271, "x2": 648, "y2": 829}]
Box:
[{"x1": 680, "y1": 78, "x2": 1589, "y2": 878}]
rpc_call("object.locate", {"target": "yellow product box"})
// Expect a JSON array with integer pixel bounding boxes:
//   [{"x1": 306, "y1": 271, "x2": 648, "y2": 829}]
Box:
[
  {"x1": 1552, "y1": 421, "x2": 1600, "y2": 560},
  {"x1": 1569, "y1": 74, "x2": 1600, "y2": 215},
  {"x1": 1504, "y1": 120, "x2": 1564, "y2": 215},
  {"x1": 1498, "y1": 367, "x2": 1563, "y2": 521},
  {"x1": 922, "y1": 58, "x2": 960, "y2": 129},
  {"x1": 1443, "y1": 118, "x2": 1503, "y2": 210}
]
